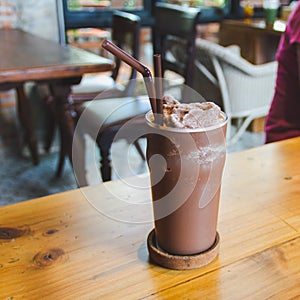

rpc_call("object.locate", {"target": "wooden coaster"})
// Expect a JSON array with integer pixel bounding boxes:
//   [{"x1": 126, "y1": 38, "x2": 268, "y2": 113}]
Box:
[{"x1": 147, "y1": 229, "x2": 220, "y2": 270}]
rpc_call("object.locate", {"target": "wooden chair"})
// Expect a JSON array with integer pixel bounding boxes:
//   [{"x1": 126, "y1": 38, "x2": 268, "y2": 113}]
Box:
[
  {"x1": 45, "y1": 10, "x2": 142, "y2": 155},
  {"x1": 70, "y1": 10, "x2": 141, "y2": 102},
  {"x1": 152, "y1": 2, "x2": 201, "y2": 98},
  {"x1": 74, "y1": 95, "x2": 150, "y2": 185},
  {"x1": 59, "y1": 10, "x2": 149, "y2": 184}
]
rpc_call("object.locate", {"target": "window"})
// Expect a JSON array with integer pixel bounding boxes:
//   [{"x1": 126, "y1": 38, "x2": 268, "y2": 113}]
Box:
[
  {"x1": 156, "y1": 0, "x2": 231, "y2": 22},
  {"x1": 62, "y1": 0, "x2": 154, "y2": 30},
  {"x1": 67, "y1": 0, "x2": 145, "y2": 11},
  {"x1": 162, "y1": 0, "x2": 227, "y2": 8},
  {"x1": 58, "y1": 0, "x2": 237, "y2": 45}
]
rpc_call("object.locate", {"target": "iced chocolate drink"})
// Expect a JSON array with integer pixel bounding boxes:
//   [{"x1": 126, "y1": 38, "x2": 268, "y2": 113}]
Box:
[{"x1": 146, "y1": 96, "x2": 227, "y2": 255}]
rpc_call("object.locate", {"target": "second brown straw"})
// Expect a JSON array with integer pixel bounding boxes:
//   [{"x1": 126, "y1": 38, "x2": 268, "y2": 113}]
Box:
[{"x1": 154, "y1": 54, "x2": 163, "y2": 115}]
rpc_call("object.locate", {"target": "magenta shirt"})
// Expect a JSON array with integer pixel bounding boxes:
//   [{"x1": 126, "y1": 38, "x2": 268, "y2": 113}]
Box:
[{"x1": 265, "y1": 2, "x2": 300, "y2": 143}]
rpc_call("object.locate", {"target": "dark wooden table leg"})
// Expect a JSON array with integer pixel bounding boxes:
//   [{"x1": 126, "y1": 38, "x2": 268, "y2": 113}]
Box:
[
  {"x1": 16, "y1": 84, "x2": 39, "y2": 165},
  {"x1": 48, "y1": 78, "x2": 81, "y2": 176}
]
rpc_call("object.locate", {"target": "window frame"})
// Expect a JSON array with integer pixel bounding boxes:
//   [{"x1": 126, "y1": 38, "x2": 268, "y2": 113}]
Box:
[{"x1": 62, "y1": 0, "x2": 156, "y2": 30}]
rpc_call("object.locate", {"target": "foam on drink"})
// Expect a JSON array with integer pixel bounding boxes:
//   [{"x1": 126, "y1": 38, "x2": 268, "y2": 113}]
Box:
[{"x1": 161, "y1": 95, "x2": 223, "y2": 129}]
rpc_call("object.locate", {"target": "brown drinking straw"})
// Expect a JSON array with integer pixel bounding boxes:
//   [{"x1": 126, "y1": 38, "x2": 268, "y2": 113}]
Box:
[
  {"x1": 102, "y1": 39, "x2": 157, "y2": 114},
  {"x1": 153, "y1": 54, "x2": 163, "y2": 115}
]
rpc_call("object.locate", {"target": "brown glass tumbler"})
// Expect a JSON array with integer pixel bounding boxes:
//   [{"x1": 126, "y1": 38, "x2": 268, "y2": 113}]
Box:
[{"x1": 146, "y1": 111, "x2": 227, "y2": 255}]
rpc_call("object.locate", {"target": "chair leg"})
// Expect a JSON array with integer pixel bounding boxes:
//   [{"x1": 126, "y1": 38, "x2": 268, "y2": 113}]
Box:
[
  {"x1": 48, "y1": 82, "x2": 79, "y2": 178},
  {"x1": 32, "y1": 84, "x2": 56, "y2": 153},
  {"x1": 97, "y1": 131, "x2": 144, "y2": 182},
  {"x1": 72, "y1": 131, "x2": 89, "y2": 187},
  {"x1": 44, "y1": 92, "x2": 65, "y2": 177},
  {"x1": 133, "y1": 139, "x2": 146, "y2": 161},
  {"x1": 56, "y1": 121, "x2": 66, "y2": 177},
  {"x1": 229, "y1": 116, "x2": 255, "y2": 146},
  {"x1": 16, "y1": 84, "x2": 39, "y2": 165},
  {"x1": 98, "y1": 139, "x2": 112, "y2": 182},
  {"x1": 56, "y1": 151, "x2": 65, "y2": 178},
  {"x1": 97, "y1": 130, "x2": 116, "y2": 182},
  {"x1": 43, "y1": 95, "x2": 57, "y2": 153}
]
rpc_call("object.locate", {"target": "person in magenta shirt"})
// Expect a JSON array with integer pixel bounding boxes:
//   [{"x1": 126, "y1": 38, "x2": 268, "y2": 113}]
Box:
[{"x1": 265, "y1": 1, "x2": 300, "y2": 143}]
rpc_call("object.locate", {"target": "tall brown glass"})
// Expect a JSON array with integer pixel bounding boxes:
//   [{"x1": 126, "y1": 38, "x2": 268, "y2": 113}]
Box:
[{"x1": 146, "y1": 111, "x2": 227, "y2": 255}]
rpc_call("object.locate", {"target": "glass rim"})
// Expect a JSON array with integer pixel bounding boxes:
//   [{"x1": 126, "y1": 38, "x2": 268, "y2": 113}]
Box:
[{"x1": 145, "y1": 110, "x2": 228, "y2": 133}]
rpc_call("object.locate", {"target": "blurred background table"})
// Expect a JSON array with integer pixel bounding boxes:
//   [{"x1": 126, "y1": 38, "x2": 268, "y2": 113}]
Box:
[
  {"x1": 1, "y1": 137, "x2": 300, "y2": 298},
  {"x1": 219, "y1": 19, "x2": 286, "y2": 65},
  {"x1": 0, "y1": 28, "x2": 114, "y2": 166}
]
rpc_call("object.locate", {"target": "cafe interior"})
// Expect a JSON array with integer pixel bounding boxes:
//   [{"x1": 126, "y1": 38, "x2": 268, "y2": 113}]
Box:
[{"x1": 1, "y1": 0, "x2": 300, "y2": 298}]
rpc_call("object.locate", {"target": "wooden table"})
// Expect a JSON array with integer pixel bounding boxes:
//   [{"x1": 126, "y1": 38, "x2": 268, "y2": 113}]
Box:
[
  {"x1": 0, "y1": 28, "x2": 114, "y2": 166},
  {"x1": 219, "y1": 19, "x2": 286, "y2": 65},
  {"x1": 1, "y1": 137, "x2": 300, "y2": 298}
]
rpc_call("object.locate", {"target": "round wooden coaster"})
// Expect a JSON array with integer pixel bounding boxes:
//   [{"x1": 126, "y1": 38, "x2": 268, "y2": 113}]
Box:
[{"x1": 147, "y1": 229, "x2": 220, "y2": 270}]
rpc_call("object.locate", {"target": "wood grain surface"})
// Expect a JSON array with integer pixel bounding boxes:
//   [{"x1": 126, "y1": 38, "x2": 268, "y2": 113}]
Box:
[
  {"x1": 0, "y1": 29, "x2": 114, "y2": 83},
  {"x1": 1, "y1": 137, "x2": 300, "y2": 299}
]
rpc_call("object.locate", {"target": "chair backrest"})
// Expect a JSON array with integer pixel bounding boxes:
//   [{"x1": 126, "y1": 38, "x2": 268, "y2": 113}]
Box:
[
  {"x1": 192, "y1": 38, "x2": 277, "y2": 117},
  {"x1": 110, "y1": 10, "x2": 141, "y2": 97},
  {"x1": 192, "y1": 38, "x2": 277, "y2": 144},
  {"x1": 152, "y1": 3, "x2": 201, "y2": 88}
]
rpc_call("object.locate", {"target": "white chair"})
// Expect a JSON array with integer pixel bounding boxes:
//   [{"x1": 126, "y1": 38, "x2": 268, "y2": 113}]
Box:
[{"x1": 191, "y1": 38, "x2": 277, "y2": 145}]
